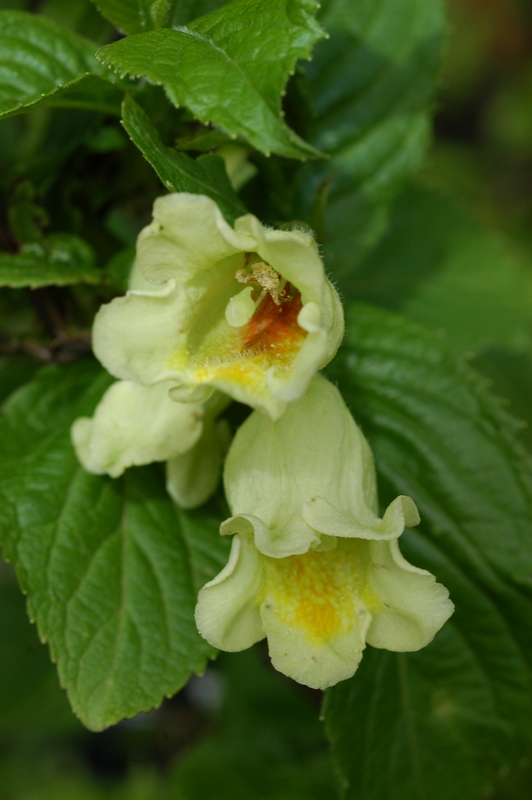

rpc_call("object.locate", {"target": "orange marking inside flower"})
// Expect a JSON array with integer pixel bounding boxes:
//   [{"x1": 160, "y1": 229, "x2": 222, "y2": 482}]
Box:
[
  {"x1": 189, "y1": 285, "x2": 307, "y2": 390},
  {"x1": 241, "y1": 287, "x2": 305, "y2": 359}
]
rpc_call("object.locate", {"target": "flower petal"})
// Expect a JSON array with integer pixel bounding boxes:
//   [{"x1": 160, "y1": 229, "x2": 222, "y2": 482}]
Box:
[
  {"x1": 220, "y1": 512, "x2": 320, "y2": 558},
  {"x1": 365, "y1": 539, "x2": 455, "y2": 652},
  {"x1": 92, "y1": 279, "x2": 183, "y2": 384},
  {"x1": 71, "y1": 380, "x2": 203, "y2": 477},
  {"x1": 136, "y1": 194, "x2": 256, "y2": 285},
  {"x1": 259, "y1": 540, "x2": 372, "y2": 689},
  {"x1": 224, "y1": 375, "x2": 386, "y2": 557},
  {"x1": 262, "y1": 607, "x2": 367, "y2": 690},
  {"x1": 195, "y1": 533, "x2": 265, "y2": 651},
  {"x1": 301, "y1": 494, "x2": 420, "y2": 541},
  {"x1": 166, "y1": 418, "x2": 230, "y2": 510}
]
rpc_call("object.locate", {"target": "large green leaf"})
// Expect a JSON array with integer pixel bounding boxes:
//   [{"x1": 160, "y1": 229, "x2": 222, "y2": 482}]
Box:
[
  {"x1": 324, "y1": 305, "x2": 532, "y2": 799},
  {"x1": 121, "y1": 95, "x2": 246, "y2": 224},
  {"x1": 0, "y1": 234, "x2": 101, "y2": 288},
  {"x1": 0, "y1": 356, "x2": 39, "y2": 404},
  {"x1": 343, "y1": 183, "x2": 532, "y2": 353},
  {"x1": 0, "y1": 361, "x2": 230, "y2": 730},
  {"x1": 296, "y1": 0, "x2": 445, "y2": 270},
  {"x1": 97, "y1": 0, "x2": 325, "y2": 158},
  {"x1": 0, "y1": 10, "x2": 126, "y2": 119},
  {"x1": 474, "y1": 347, "x2": 532, "y2": 452}
]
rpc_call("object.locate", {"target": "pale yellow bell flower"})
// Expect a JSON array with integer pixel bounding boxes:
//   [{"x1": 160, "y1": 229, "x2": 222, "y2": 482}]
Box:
[
  {"x1": 71, "y1": 246, "x2": 232, "y2": 508},
  {"x1": 71, "y1": 380, "x2": 229, "y2": 509},
  {"x1": 91, "y1": 193, "x2": 344, "y2": 419},
  {"x1": 195, "y1": 376, "x2": 454, "y2": 689}
]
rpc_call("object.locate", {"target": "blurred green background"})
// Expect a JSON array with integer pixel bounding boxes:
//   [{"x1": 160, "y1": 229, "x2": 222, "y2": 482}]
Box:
[{"x1": 1, "y1": 0, "x2": 532, "y2": 797}]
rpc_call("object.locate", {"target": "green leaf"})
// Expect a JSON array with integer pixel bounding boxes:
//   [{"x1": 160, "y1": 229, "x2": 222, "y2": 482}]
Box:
[
  {"x1": 172, "y1": 650, "x2": 336, "y2": 800},
  {"x1": 90, "y1": 0, "x2": 159, "y2": 34},
  {"x1": 296, "y1": 0, "x2": 446, "y2": 269},
  {"x1": 0, "y1": 361, "x2": 230, "y2": 730},
  {"x1": 40, "y1": 0, "x2": 115, "y2": 43},
  {"x1": 0, "y1": 577, "x2": 77, "y2": 735},
  {"x1": 324, "y1": 305, "x2": 532, "y2": 799},
  {"x1": 0, "y1": 234, "x2": 101, "y2": 288},
  {"x1": 1, "y1": 108, "x2": 104, "y2": 186},
  {"x1": 166, "y1": 0, "x2": 231, "y2": 26},
  {"x1": 345, "y1": 183, "x2": 532, "y2": 354},
  {"x1": 121, "y1": 95, "x2": 246, "y2": 224},
  {"x1": 0, "y1": 10, "x2": 126, "y2": 119},
  {"x1": 0, "y1": 356, "x2": 39, "y2": 405},
  {"x1": 473, "y1": 347, "x2": 532, "y2": 452},
  {"x1": 89, "y1": 0, "x2": 226, "y2": 33},
  {"x1": 97, "y1": 0, "x2": 325, "y2": 159}
]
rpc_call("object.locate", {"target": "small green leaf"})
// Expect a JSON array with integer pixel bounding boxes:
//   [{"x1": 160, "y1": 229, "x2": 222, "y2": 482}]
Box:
[
  {"x1": 324, "y1": 304, "x2": 532, "y2": 799},
  {"x1": 98, "y1": 0, "x2": 325, "y2": 159},
  {"x1": 90, "y1": 0, "x2": 159, "y2": 34},
  {"x1": 89, "y1": 0, "x2": 226, "y2": 32},
  {"x1": 296, "y1": 0, "x2": 446, "y2": 268},
  {"x1": 345, "y1": 184, "x2": 532, "y2": 354},
  {"x1": 0, "y1": 234, "x2": 101, "y2": 288},
  {"x1": 0, "y1": 361, "x2": 230, "y2": 730},
  {"x1": 0, "y1": 11, "x2": 126, "y2": 119},
  {"x1": 121, "y1": 95, "x2": 246, "y2": 224}
]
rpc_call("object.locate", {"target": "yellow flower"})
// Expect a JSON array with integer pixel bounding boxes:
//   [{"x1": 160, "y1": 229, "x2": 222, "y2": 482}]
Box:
[
  {"x1": 71, "y1": 381, "x2": 229, "y2": 509},
  {"x1": 92, "y1": 193, "x2": 344, "y2": 419},
  {"x1": 195, "y1": 376, "x2": 454, "y2": 689}
]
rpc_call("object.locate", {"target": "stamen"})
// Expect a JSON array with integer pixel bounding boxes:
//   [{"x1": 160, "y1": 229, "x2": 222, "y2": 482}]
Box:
[{"x1": 236, "y1": 262, "x2": 285, "y2": 306}]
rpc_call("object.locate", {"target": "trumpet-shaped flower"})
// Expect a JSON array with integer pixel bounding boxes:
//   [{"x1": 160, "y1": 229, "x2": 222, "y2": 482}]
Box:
[
  {"x1": 92, "y1": 194, "x2": 344, "y2": 419},
  {"x1": 195, "y1": 376, "x2": 454, "y2": 690},
  {"x1": 72, "y1": 381, "x2": 229, "y2": 509}
]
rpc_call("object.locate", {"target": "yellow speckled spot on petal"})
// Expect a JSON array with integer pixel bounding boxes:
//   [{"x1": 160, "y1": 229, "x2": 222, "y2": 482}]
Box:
[{"x1": 261, "y1": 539, "x2": 379, "y2": 644}]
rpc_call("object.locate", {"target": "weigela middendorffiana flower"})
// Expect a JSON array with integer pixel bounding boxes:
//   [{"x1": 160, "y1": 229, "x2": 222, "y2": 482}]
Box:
[
  {"x1": 195, "y1": 375, "x2": 454, "y2": 690},
  {"x1": 71, "y1": 382, "x2": 229, "y2": 509},
  {"x1": 71, "y1": 252, "x2": 232, "y2": 509},
  {"x1": 71, "y1": 379, "x2": 204, "y2": 478},
  {"x1": 91, "y1": 193, "x2": 344, "y2": 419}
]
